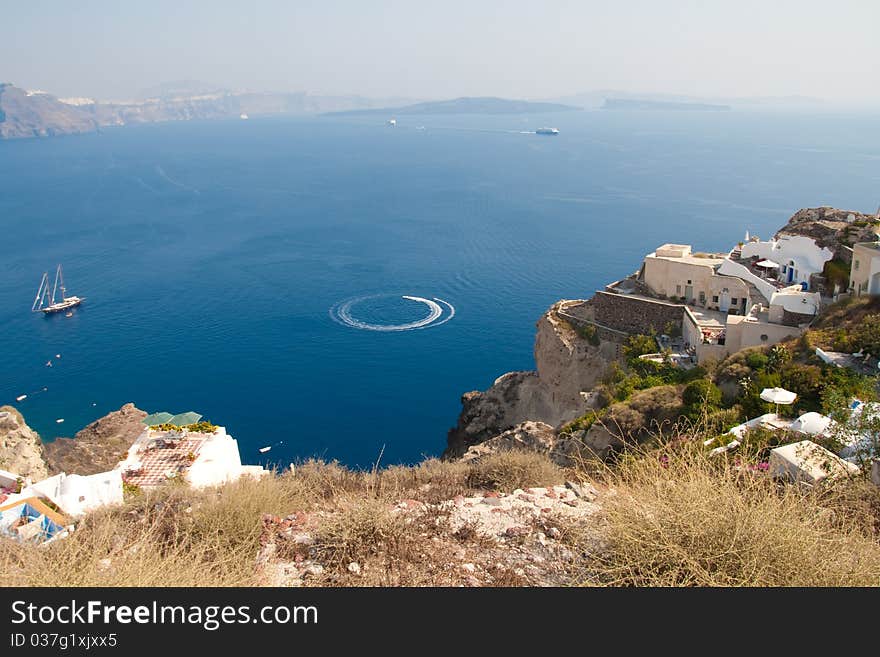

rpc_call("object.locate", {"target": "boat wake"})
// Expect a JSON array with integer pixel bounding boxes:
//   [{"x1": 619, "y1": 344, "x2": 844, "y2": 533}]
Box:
[{"x1": 329, "y1": 294, "x2": 455, "y2": 332}]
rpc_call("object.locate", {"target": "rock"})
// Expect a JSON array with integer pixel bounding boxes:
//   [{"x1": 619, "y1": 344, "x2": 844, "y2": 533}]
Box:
[
  {"x1": 0, "y1": 405, "x2": 49, "y2": 481},
  {"x1": 43, "y1": 403, "x2": 147, "y2": 475},
  {"x1": 565, "y1": 480, "x2": 598, "y2": 502},
  {"x1": 461, "y1": 563, "x2": 476, "y2": 573},
  {"x1": 445, "y1": 301, "x2": 616, "y2": 458},
  {"x1": 302, "y1": 564, "x2": 324, "y2": 578},
  {"x1": 97, "y1": 558, "x2": 112, "y2": 572},
  {"x1": 347, "y1": 562, "x2": 361, "y2": 575},
  {"x1": 547, "y1": 527, "x2": 562, "y2": 540}
]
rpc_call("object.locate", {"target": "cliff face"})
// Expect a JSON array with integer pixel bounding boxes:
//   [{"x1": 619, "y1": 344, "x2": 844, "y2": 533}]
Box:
[
  {"x1": 445, "y1": 301, "x2": 618, "y2": 458},
  {"x1": 0, "y1": 84, "x2": 98, "y2": 139},
  {"x1": 0, "y1": 406, "x2": 49, "y2": 480},
  {"x1": 43, "y1": 403, "x2": 147, "y2": 475}
]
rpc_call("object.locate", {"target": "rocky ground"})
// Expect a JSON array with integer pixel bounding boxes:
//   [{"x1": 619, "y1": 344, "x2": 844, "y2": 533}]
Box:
[
  {"x1": 255, "y1": 482, "x2": 602, "y2": 587},
  {"x1": 0, "y1": 406, "x2": 48, "y2": 480},
  {"x1": 42, "y1": 403, "x2": 147, "y2": 475}
]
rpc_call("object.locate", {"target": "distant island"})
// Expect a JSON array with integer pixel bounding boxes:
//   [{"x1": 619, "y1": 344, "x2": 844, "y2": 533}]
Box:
[
  {"x1": 325, "y1": 97, "x2": 582, "y2": 117},
  {"x1": 602, "y1": 97, "x2": 731, "y2": 112}
]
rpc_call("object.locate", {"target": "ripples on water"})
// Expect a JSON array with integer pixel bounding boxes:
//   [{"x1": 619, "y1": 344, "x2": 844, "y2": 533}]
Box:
[{"x1": 1, "y1": 111, "x2": 879, "y2": 466}]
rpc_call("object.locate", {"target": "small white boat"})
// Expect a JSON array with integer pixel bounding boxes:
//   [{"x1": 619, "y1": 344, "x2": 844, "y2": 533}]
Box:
[
  {"x1": 15, "y1": 395, "x2": 27, "y2": 402},
  {"x1": 240, "y1": 113, "x2": 249, "y2": 120},
  {"x1": 387, "y1": 118, "x2": 396, "y2": 127},
  {"x1": 259, "y1": 446, "x2": 272, "y2": 453},
  {"x1": 55, "y1": 418, "x2": 64, "y2": 424},
  {"x1": 536, "y1": 127, "x2": 559, "y2": 135}
]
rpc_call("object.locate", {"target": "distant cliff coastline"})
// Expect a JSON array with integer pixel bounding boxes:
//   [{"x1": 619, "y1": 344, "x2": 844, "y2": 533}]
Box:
[
  {"x1": 0, "y1": 85, "x2": 579, "y2": 140},
  {"x1": 325, "y1": 96, "x2": 582, "y2": 117}
]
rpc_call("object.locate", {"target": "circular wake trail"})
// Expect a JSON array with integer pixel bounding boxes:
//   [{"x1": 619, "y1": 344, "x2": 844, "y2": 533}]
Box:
[{"x1": 330, "y1": 294, "x2": 455, "y2": 331}]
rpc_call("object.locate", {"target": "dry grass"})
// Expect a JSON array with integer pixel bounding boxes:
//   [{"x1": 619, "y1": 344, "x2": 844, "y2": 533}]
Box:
[
  {"x1": 7, "y1": 443, "x2": 875, "y2": 587},
  {"x1": 582, "y1": 446, "x2": 880, "y2": 586},
  {"x1": 0, "y1": 452, "x2": 565, "y2": 587},
  {"x1": 465, "y1": 451, "x2": 566, "y2": 491}
]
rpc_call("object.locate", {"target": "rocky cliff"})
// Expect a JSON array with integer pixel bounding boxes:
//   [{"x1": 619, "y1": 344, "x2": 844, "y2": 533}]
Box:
[
  {"x1": 0, "y1": 406, "x2": 48, "y2": 480},
  {"x1": 0, "y1": 84, "x2": 98, "y2": 139},
  {"x1": 42, "y1": 403, "x2": 147, "y2": 475},
  {"x1": 445, "y1": 301, "x2": 619, "y2": 458},
  {"x1": 777, "y1": 206, "x2": 880, "y2": 263}
]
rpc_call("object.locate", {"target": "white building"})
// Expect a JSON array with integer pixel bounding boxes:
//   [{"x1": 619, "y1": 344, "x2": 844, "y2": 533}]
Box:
[
  {"x1": 739, "y1": 234, "x2": 833, "y2": 289},
  {"x1": 118, "y1": 425, "x2": 269, "y2": 490}
]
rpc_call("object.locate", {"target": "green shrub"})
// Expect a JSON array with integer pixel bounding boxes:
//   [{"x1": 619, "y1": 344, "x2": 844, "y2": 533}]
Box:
[
  {"x1": 683, "y1": 379, "x2": 722, "y2": 409},
  {"x1": 745, "y1": 351, "x2": 769, "y2": 371},
  {"x1": 622, "y1": 334, "x2": 658, "y2": 363}
]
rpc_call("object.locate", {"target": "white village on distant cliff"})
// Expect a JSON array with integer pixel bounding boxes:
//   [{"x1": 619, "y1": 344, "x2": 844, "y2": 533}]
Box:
[{"x1": 2, "y1": 206, "x2": 880, "y2": 546}]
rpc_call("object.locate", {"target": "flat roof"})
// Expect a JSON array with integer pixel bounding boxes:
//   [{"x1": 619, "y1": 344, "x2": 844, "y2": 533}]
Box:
[{"x1": 647, "y1": 252, "x2": 725, "y2": 267}]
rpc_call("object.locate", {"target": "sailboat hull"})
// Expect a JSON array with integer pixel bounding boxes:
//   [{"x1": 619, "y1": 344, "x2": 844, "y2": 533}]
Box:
[{"x1": 40, "y1": 297, "x2": 84, "y2": 313}]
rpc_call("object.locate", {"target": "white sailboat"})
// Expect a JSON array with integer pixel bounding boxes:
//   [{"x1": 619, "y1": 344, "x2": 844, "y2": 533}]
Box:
[{"x1": 32, "y1": 264, "x2": 84, "y2": 314}]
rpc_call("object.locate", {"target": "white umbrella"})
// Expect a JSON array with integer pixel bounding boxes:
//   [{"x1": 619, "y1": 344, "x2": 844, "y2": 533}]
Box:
[
  {"x1": 755, "y1": 259, "x2": 780, "y2": 269},
  {"x1": 760, "y1": 387, "x2": 797, "y2": 414}
]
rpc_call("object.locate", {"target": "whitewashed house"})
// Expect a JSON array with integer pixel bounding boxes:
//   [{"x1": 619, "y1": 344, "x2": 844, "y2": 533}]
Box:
[{"x1": 739, "y1": 234, "x2": 833, "y2": 289}]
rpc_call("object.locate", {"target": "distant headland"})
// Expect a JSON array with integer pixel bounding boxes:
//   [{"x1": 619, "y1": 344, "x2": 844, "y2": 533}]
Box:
[{"x1": 324, "y1": 97, "x2": 582, "y2": 117}]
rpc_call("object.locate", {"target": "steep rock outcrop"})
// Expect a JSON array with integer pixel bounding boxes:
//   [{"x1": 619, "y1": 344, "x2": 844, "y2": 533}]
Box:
[
  {"x1": 445, "y1": 301, "x2": 618, "y2": 458},
  {"x1": 43, "y1": 403, "x2": 147, "y2": 475},
  {"x1": 459, "y1": 421, "x2": 591, "y2": 467},
  {"x1": 0, "y1": 406, "x2": 49, "y2": 480}
]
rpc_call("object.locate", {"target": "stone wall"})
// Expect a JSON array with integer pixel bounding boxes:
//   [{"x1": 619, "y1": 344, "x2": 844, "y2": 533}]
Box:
[
  {"x1": 781, "y1": 309, "x2": 816, "y2": 327},
  {"x1": 580, "y1": 291, "x2": 685, "y2": 337}
]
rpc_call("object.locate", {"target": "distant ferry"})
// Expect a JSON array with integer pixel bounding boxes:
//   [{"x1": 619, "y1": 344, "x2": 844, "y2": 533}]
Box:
[
  {"x1": 32, "y1": 264, "x2": 84, "y2": 314},
  {"x1": 536, "y1": 127, "x2": 559, "y2": 135},
  {"x1": 387, "y1": 118, "x2": 396, "y2": 127},
  {"x1": 240, "y1": 113, "x2": 249, "y2": 120}
]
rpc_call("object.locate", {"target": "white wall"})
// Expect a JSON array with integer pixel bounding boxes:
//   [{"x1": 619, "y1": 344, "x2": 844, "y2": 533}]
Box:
[{"x1": 718, "y1": 258, "x2": 777, "y2": 304}]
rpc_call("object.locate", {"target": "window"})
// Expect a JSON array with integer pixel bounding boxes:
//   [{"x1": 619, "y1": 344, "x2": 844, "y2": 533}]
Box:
[
  {"x1": 699, "y1": 291, "x2": 706, "y2": 304},
  {"x1": 731, "y1": 298, "x2": 737, "y2": 305},
  {"x1": 760, "y1": 334, "x2": 768, "y2": 342},
  {"x1": 676, "y1": 285, "x2": 681, "y2": 294},
  {"x1": 712, "y1": 295, "x2": 718, "y2": 303},
  {"x1": 687, "y1": 280, "x2": 692, "y2": 285},
  {"x1": 855, "y1": 259, "x2": 860, "y2": 271}
]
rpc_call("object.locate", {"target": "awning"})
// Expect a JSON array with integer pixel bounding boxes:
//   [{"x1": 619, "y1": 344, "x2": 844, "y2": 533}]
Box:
[
  {"x1": 142, "y1": 412, "x2": 173, "y2": 426},
  {"x1": 755, "y1": 259, "x2": 780, "y2": 269},
  {"x1": 168, "y1": 411, "x2": 202, "y2": 426}
]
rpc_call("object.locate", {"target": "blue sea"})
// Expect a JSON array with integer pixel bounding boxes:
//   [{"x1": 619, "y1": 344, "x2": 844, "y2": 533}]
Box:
[{"x1": 1, "y1": 110, "x2": 878, "y2": 467}]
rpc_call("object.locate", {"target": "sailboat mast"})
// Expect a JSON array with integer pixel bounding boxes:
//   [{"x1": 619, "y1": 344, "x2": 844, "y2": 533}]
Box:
[
  {"x1": 32, "y1": 272, "x2": 48, "y2": 311},
  {"x1": 58, "y1": 264, "x2": 66, "y2": 299},
  {"x1": 50, "y1": 265, "x2": 61, "y2": 305}
]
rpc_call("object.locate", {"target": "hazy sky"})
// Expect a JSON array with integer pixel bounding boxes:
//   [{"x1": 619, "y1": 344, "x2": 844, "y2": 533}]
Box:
[{"x1": 3, "y1": 0, "x2": 879, "y2": 102}]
